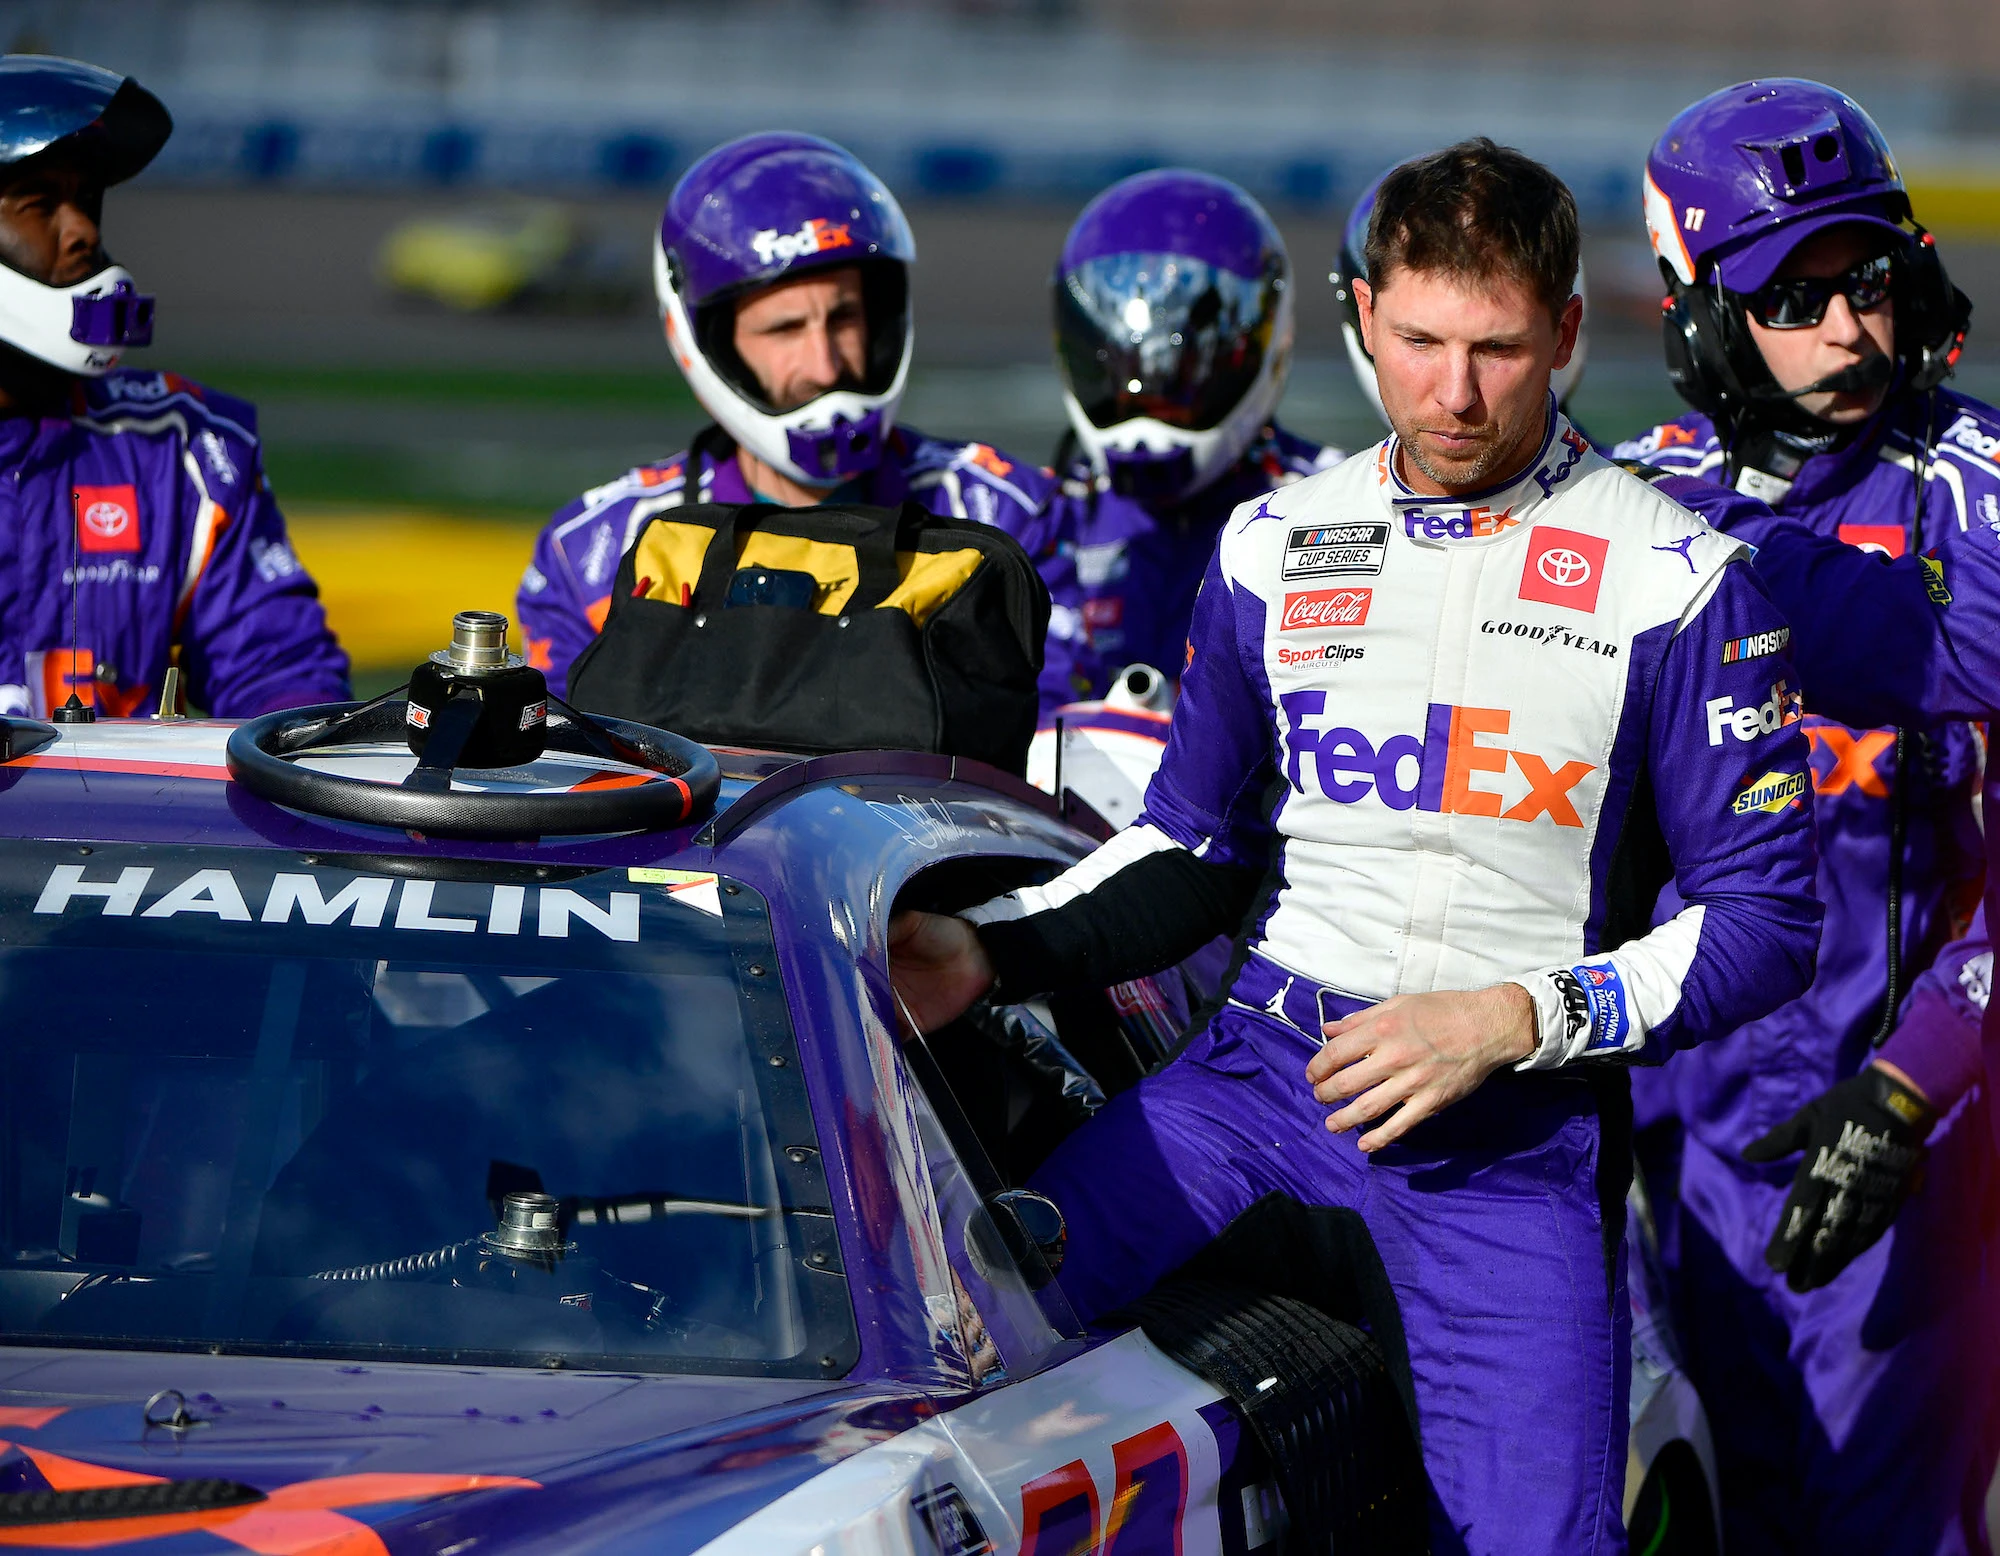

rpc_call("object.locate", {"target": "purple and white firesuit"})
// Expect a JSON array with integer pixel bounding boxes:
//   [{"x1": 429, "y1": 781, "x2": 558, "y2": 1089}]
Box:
[
  {"x1": 1614, "y1": 396, "x2": 1997, "y2": 1555},
  {"x1": 516, "y1": 427, "x2": 1056, "y2": 700},
  {"x1": 1029, "y1": 424, "x2": 1342, "y2": 706},
  {"x1": 964, "y1": 409, "x2": 1822, "y2": 1555},
  {"x1": 0, "y1": 370, "x2": 348, "y2": 719}
]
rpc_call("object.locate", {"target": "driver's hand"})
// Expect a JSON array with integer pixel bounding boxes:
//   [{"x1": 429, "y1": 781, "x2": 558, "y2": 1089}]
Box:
[
  {"x1": 1306, "y1": 984, "x2": 1536, "y2": 1152},
  {"x1": 888, "y1": 910, "x2": 995, "y2": 1036}
]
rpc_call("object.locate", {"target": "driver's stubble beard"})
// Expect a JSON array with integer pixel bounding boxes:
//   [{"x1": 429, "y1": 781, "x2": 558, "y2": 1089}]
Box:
[{"x1": 1392, "y1": 391, "x2": 1548, "y2": 494}]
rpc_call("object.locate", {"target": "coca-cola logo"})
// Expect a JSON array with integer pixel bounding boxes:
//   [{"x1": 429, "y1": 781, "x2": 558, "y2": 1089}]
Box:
[{"x1": 1280, "y1": 588, "x2": 1372, "y2": 632}]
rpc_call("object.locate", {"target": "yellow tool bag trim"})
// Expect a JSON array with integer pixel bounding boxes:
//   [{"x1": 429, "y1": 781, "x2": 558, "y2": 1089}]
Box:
[{"x1": 628, "y1": 520, "x2": 983, "y2": 627}]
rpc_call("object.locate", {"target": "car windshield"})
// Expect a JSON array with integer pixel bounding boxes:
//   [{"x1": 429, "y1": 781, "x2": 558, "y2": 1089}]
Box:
[{"x1": 0, "y1": 844, "x2": 850, "y2": 1376}]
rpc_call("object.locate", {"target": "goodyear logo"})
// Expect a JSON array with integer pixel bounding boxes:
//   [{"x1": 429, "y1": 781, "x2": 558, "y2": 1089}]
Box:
[{"x1": 1731, "y1": 769, "x2": 1808, "y2": 816}]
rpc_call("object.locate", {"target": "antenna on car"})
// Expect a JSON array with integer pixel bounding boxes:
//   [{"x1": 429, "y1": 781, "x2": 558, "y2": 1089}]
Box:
[{"x1": 52, "y1": 488, "x2": 93, "y2": 724}]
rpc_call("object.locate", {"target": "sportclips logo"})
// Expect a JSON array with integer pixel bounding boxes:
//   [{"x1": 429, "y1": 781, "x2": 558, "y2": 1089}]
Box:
[
  {"x1": 1280, "y1": 693, "x2": 1596, "y2": 826},
  {"x1": 750, "y1": 218, "x2": 855, "y2": 266}
]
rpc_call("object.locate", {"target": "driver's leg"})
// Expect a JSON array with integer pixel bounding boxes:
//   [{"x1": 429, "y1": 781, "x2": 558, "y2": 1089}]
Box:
[{"x1": 1030, "y1": 999, "x2": 1627, "y2": 1556}]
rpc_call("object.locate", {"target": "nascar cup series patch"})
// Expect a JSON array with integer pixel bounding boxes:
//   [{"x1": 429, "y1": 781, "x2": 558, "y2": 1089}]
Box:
[{"x1": 1283, "y1": 523, "x2": 1388, "y2": 579}]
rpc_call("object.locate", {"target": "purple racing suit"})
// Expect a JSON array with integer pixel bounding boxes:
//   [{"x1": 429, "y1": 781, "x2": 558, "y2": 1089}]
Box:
[
  {"x1": 0, "y1": 371, "x2": 349, "y2": 718},
  {"x1": 1613, "y1": 397, "x2": 1998, "y2": 1555},
  {"x1": 516, "y1": 426, "x2": 1056, "y2": 699},
  {"x1": 965, "y1": 410, "x2": 1822, "y2": 1554},
  {"x1": 1033, "y1": 424, "x2": 1342, "y2": 704}
]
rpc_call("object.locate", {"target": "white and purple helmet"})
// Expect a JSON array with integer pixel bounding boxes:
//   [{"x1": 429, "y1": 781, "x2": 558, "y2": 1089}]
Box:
[
  {"x1": 1331, "y1": 164, "x2": 1589, "y2": 427},
  {"x1": 652, "y1": 132, "x2": 916, "y2": 489},
  {"x1": 1053, "y1": 170, "x2": 1294, "y2": 503},
  {"x1": 0, "y1": 55, "x2": 168, "y2": 377}
]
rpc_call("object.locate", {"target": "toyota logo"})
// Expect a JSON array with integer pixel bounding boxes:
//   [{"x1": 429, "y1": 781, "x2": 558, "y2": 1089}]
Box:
[
  {"x1": 81, "y1": 501, "x2": 130, "y2": 539},
  {"x1": 1537, "y1": 548, "x2": 1591, "y2": 587}
]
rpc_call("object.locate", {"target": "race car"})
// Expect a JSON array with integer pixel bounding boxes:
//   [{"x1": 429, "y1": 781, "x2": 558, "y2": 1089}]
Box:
[{"x1": 0, "y1": 612, "x2": 1429, "y2": 1556}]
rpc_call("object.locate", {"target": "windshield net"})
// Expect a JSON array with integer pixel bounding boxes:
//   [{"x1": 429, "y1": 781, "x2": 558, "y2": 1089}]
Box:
[{"x1": 0, "y1": 845, "x2": 850, "y2": 1375}]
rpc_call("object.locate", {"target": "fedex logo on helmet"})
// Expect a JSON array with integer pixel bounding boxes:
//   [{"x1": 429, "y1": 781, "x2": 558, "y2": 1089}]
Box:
[
  {"x1": 1280, "y1": 692, "x2": 1595, "y2": 827},
  {"x1": 750, "y1": 218, "x2": 855, "y2": 267}
]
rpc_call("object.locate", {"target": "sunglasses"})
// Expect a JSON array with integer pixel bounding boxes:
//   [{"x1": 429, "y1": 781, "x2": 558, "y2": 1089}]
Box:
[{"x1": 1747, "y1": 253, "x2": 1894, "y2": 330}]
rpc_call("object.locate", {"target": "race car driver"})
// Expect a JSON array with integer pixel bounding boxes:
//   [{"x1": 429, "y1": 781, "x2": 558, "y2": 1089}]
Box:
[
  {"x1": 891, "y1": 139, "x2": 1822, "y2": 1554},
  {"x1": 0, "y1": 55, "x2": 348, "y2": 719},
  {"x1": 1035, "y1": 170, "x2": 1341, "y2": 704},
  {"x1": 1611, "y1": 80, "x2": 1995, "y2": 1555},
  {"x1": 516, "y1": 132, "x2": 1055, "y2": 698}
]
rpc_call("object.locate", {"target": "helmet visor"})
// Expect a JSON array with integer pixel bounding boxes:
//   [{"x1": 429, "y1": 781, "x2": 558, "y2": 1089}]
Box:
[{"x1": 1056, "y1": 252, "x2": 1281, "y2": 432}]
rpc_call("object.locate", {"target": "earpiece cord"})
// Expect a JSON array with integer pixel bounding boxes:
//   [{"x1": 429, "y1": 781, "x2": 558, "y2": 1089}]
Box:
[{"x1": 1869, "y1": 388, "x2": 1937, "y2": 1048}]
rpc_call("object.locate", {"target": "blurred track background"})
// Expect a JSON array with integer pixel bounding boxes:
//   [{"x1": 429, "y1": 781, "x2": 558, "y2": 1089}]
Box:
[{"x1": 12, "y1": 0, "x2": 2000, "y2": 688}]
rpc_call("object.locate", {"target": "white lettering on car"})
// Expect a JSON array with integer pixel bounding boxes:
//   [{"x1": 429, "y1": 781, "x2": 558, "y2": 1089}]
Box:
[
  {"x1": 32, "y1": 866, "x2": 647, "y2": 941},
  {"x1": 395, "y1": 879, "x2": 478, "y2": 933},
  {"x1": 139, "y1": 869, "x2": 251, "y2": 921},
  {"x1": 489, "y1": 883, "x2": 525, "y2": 935},
  {"x1": 538, "y1": 888, "x2": 640, "y2": 942},
  {"x1": 35, "y1": 865, "x2": 154, "y2": 916},
  {"x1": 262, "y1": 873, "x2": 393, "y2": 928}
]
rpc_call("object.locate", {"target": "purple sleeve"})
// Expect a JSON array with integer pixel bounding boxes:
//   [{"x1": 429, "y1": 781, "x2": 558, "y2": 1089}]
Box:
[
  {"x1": 517, "y1": 505, "x2": 606, "y2": 701},
  {"x1": 1642, "y1": 558, "x2": 1824, "y2": 1051},
  {"x1": 1698, "y1": 492, "x2": 2000, "y2": 728},
  {"x1": 181, "y1": 458, "x2": 351, "y2": 718},
  {"x1": 1133, "y1": 545, "x2": 1277, "y2": 870},
  {"x1": 1878, "y1": 902, "x2": 1989, "y2": 1109}
]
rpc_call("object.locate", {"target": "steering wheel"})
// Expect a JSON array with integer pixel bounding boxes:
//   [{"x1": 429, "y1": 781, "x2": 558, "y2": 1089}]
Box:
[{"x1": 226, "y1": 695, "x2": 719, "y2": 839}]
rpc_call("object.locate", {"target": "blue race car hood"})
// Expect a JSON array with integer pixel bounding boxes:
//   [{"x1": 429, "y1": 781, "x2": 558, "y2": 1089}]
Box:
[{"x1": 0, "y1": 1349, "x2": 939, "y2": 1555}]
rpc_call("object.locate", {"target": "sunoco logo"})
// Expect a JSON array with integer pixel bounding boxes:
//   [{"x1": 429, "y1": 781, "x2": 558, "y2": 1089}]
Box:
[
  {"x1": 750, "y1": 218, "x2": 855, "y2": 266},
  {"x1": 1731, "y1": 769, "x2": 1807, "y2": 815},
  {"x1": 1280, "y1": 588, "x2": 1371, "y2": 631}
]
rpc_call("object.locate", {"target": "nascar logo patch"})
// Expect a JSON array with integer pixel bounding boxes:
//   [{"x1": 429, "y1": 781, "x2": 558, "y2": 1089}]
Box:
[
  {"x1": 1283, "y1": 522, "x2": 1388, "y2": 579},
  {"x1": 1721, "y1": 627, "x2": 1790, "y2": 665}
]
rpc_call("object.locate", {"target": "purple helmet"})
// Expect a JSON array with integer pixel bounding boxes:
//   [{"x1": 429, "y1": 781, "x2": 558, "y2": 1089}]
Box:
[
  {"x1": 0, "y1": 55, "x2": 169, "y2": 377},
  {"x1": 652, "y1": 132, "x2": 916, "y2": 488},
  {"x1": 1645, "y1": 80, "x2": 1970, "y2": 428},
  {"x1": 1331, "y1": 164, "x2": 1588, "y2": 425},
  {"x1": 1643, "y1": 80, "x2": 1909, "y2": 292},
  {"x1": 1053, "y1": 169, "x2": 1293, "y2": 502}
]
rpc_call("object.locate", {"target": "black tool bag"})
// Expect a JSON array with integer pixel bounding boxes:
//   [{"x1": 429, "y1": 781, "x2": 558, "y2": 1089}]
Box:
[{"x1": 566, "y1": 499, "x2": 1049, "y2": 772}]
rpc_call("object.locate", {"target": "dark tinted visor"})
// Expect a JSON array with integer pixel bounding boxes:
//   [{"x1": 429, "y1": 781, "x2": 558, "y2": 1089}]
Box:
[{"x1": 1056, "y1": 252, "x2": 1281, "y2": 432}]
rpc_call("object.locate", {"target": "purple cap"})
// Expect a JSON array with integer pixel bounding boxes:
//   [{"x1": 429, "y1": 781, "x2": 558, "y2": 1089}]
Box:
[
  {"x1": 659, "y1": 132, "x2": 914, "y2": 309},
  {"x1": 1059, "y1": 168, "x2": 1281, "y2": 280},
  {"x1": 1644, "y1": 80, "x2": 1911, "y2": 292}
]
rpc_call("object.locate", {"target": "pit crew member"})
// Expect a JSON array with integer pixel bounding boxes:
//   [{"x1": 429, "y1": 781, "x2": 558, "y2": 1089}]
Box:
[
  {"x1": 1037, "y1": 170, "x2": 1340, "y2": 705},
  {"x1": 891, "y1": 139, "x2": 1821, "y2": 1554},
  {"x1": 516, "y1": 133, "x2": 1055, "y2": 697},
  {"x1": 0, "y1": 54, "x2": 348, "y2": 718},
  {"x1": 1612, "y1": 80, "x2": 1995, "y2": 1555}
]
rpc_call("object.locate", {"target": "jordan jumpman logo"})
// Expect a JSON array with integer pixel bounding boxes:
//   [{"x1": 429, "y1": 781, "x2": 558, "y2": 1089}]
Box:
[{"x1": 1653, "y1": 534, "x2": 1700, "y2": 572}]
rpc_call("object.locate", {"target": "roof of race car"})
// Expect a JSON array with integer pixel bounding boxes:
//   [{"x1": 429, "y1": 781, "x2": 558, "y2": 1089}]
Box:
[{"x1": 0, "y1": 718, "x2": 796, "y2": 864}]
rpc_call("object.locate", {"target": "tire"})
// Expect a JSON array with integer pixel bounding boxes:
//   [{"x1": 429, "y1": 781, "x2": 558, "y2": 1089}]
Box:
[{"x1": 1119, "y1": 1278, "x2": 1427, "y2": 1555}]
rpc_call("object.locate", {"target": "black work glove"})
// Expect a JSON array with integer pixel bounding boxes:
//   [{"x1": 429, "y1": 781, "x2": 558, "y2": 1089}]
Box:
[{"x1": 1743, "y1": 1065, "x2": 1935, "y2": 1293}]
